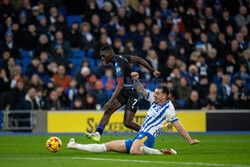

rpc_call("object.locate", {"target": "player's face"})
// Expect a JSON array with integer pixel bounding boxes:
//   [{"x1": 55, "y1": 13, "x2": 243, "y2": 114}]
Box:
[
  {"x1": 100, "y1": 50, "x2": 113, "y2": 64},
  {"x1": 154, "y1": 88, "x2": 167, "y2": 104}
]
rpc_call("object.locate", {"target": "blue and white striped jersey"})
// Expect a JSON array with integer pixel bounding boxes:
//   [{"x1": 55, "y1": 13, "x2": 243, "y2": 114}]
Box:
[{"x1": 140, "y1": 90, "x2": 178, "y2": 137}]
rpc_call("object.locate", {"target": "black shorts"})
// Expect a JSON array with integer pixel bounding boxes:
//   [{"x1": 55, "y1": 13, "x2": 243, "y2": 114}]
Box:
[{"x1": 116, "y1": 88, "x2": 138, "y2": 113}]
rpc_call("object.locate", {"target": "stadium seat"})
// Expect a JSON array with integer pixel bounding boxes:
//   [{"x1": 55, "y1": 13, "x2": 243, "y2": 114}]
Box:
[
  {"x1": 72, "y1": 50, "x2": 85, "y2": 59},
  {"x1": 176, "y1": 99, "x2": 185, "y2": 108},
  {"x1": 68, "y1": 58, "x2": 82, "y2": 76},
  {"x1": 59, "y1": 5, "x2": 67, "y2": 17},
  {"x1": 87, "y1": 49, "x2": 95, "y2": 58},
  {"x1": 22, "y1": 58, "x2": 32, "y2": 74},
  {"x1": 66, "y1": 15, "x2": 82, "y2": 27},
  {"x1": 20, "y1": 50, "x2": 34, "y2": 59}
]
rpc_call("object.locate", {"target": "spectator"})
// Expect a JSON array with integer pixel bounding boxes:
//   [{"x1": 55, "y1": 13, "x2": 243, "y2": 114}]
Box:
[
  {"x1": 0, "y1": 0, "x2": 16, "y2": 24},
  {"x1": 160, "y1": 55, "x2": 176, "y2": 81},
  {"x1": 100, "y1": 1, "x2": 113, "y2": 24},
  {"x1": 234, "y1": 64, "x2": 250, "y2": 84},
  {"x1": 218, "y1": 74, "x2": 231, "y2": 104},
  {"x1": 74, "y1": 85, "x2": 86, "y2": 102},
  {"x1": 206, "y1": 48, "x2": 220, "y2": 80},
  {"x1": 235, "y1": 32, "x2": 247, "y2": 53},
  {"x1": 83, "y1": 93, "x2": 97, "y2": 110},
  {"x1": 196, "y1": 33, "x2": 212, "y2": 53},
  {"x1": 3, "y1": 78, "x2": 26, "y2": 110},
  {"x1": 51, "y1": 31, "x2": 72, "y2": 66},
  {"x1": 1, "y1": 31, "x2": 20, "y2": 59},
  {"x1": 197, "y1": 75, "x2": 209, "y2": 101},
  {"x1": 213, "y1": 67, "x2": 223, "y2": 86},
  {"x1": 177, "y1": 77, "x2": 192, "y2": 102},
  {"x1": 37, "y1": 16, "x2": 48, "y2": 35},
  {"x1": 0, "y1": 50, "x2": 11, "y2": 69},
  {"x1": 146, "y1": 50, "x2": 159, "y2": 71},
  {"x1": 47, "y1": 60, "x2": 58, "y2": 77},
  {"x1": 71, "y1": 96, "x2": 84, "y2": 110},
  {"x1": 204, "y1": 83, "x2": 222, "y2": 109},
  {"x1": 28, "y1": 74, "x2": 43, "y2": 89},
  {"x1": 207, "y1": 23, "x2": 219, "y2": 45},
  {"x1": 159, "y1": 0, "x2": 172, "y2": 19},
  {"x1": 76, "y1": 66, "x2": 91, "y2": 87},
  {"x1": 68, "y1": 22, "x2": 82, "y2": 49},
  {"x1": 167, "y1": 31, "x2": 180, "y2": 55},
  {"x1": 53, "y1": 65, "x2": 70, "y2": 91},
  {"x1": 55, "y1": 14, "x2": 68, "y2": 35},
  {"x1": 156, "y1": 40, "x2": 169, "y2": 64},
  {"x1": 80, "y1": 22, "x2": 95, "y2": 50},
  {"x1": 20, "y1": 24, "x2": 38, "y2": 50},
  {"x1": 183, "y1": 90, "x2": 202, "y2": 109},
  {"x1": 26, "y1": 57, "x2": 40, "y2": 78},
  {"x1": 234, "y1": 6, "x2": 250, "y2": 29},
  {"x1": 151, "y1": 24, "x2": 166, "y2": 45},
  {"x1": 112, "y1": 38, "x2": 124, "y2": 54},
  {"x1": 213, "y1": 33, "x2": 228, "y2": 59},
  {"x1": 132, "y1": 22, "x2": 146, "y2": 50},
  {"x1": 44, "y1": 90, "x2": 62, "y2": 110},
  {"x1": 226, "y1": 84, "x2": 240, "y2": 109},
  {"x1": 66, "y1": 78, "x2": 78, "y2": 103},
  {"x1": 196, "y1": 53, "x2": 208, "y2": 76},
  {"x1": 16, "y1": 87, "x2": 41, "y2": 110},
  {"x1": 186, "y1": 64, "x2": 199, "y2": 89},
  {"x1": 219, "y1": 8, "x2": 238, "y2": 34},
  {"x1": 222, "y1": 53, "x2": 238, "y2": 75},
  {"x1": 48, "y1": 7, "x2": 59, "y2": 24},
  {"x1": 35, "y1": 63, "x2": 50, "y2": 84},
  {"x1": 55, "y1": 83, "x2": 70, "y2": 109},
  {"x1": 35, "y1": 34, "x2": 51, "y2": 56}
]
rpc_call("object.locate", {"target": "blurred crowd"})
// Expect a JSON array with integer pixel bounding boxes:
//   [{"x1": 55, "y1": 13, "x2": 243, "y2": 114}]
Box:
[{"x1": 0, "y1": 0, "x2": 249, "y2": 111}]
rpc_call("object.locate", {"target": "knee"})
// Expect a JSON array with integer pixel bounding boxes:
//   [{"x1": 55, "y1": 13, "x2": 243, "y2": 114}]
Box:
[
  {"x1": 130, "y1": 148, "x2": 142, "y2": 155},
  {"x1": 123, "y1": 120, "x2": 132, "y2": 128}
]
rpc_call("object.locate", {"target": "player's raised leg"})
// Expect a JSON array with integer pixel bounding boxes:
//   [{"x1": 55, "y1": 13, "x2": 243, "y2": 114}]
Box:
[{"x1": 85, "y1": 98, "x2": 122, "y2": 142}]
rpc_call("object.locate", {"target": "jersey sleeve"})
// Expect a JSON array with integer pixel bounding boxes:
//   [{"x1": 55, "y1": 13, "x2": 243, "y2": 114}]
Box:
[
  {"x1": 166, "y1": 104, "x2": 178, "y2": 123},
  {"x1": 114, "y1": 60, "x2": 124, "y2": 77},
  {"x1": 123, "y1": 55, "x2": 131, "y2": 62},
  {"x1": 145, "y1": 90, "x2": 155, "y2": 104}
]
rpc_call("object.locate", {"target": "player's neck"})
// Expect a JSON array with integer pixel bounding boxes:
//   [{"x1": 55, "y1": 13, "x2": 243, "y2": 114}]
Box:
[{"x1": 157, "y1": 99, "x2": 168, "y2": 106}]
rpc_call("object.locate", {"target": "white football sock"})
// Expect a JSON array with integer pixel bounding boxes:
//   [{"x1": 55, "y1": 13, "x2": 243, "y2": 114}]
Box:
[
  {"x1": 140, "y1": 146, "x2": 163, "y2": 155},
  {"x1": 74, "y1": 143, "x2": 107, "y2": 153}
]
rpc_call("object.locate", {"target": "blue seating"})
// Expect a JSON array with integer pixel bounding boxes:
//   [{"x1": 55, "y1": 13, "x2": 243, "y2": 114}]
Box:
[
  {"x1": 20, "y1": 50, "x2": 34, "y2": 59},
  {"x1": 66, "y1": 15, "x2": 82, "y2": 27},
  {"x1": 22, "y1": 58, "x2": 32, "y2": 74},
  {"x1": 87, "y1": 49, "x2": 94, "y2": 58},
  {"x1": 68, "y1": 58, "x2": 82, "y2": 76},
  {"x1": 72, "y1": 50, "x2": 85, "y2": 59},
  {"x1": 59, "y1": 5, "x2": 67, "y2": 17},
  {"x1": 176, "y1": 99, "x2": 185, "y2": 108}
]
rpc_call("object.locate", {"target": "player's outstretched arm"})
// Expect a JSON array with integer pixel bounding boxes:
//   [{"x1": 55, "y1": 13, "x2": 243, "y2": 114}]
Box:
[
  {"x1": 172, "y1": 120, "x2": 200, "y2": 145},
  {"x1": 131, "y1": 72, "x2": 148, "y2": 98},
  {"x1": 129, "y1": 56, "x2": 161, "y2": 78}
]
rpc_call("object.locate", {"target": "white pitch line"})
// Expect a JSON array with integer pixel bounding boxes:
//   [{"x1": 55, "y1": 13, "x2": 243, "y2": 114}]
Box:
[{"x1": 0, "y1": 156, "x2": 249, "y2": 167}]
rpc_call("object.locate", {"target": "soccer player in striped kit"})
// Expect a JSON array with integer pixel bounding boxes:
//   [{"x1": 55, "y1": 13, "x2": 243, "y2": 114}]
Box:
[{"x1": 67, "y1": 72, "x2": 199, "y2": 155}]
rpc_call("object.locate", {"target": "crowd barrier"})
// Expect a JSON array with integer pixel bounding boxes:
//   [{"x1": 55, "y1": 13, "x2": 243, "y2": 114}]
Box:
[{"x1": 1, "y1": 110, "x2": 250, "y2": 133}]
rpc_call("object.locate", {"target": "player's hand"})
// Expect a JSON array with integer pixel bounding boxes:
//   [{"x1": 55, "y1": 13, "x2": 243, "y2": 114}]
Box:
[
  {"x1": 190, "y1": 139, "x2": 200, "y2": 145},
  {"x1": 153, "y1": 71, "x2": 161, "y2": 78},
  {"x1": 131, "y1": 72, "x2": 139, "y2": 79}
]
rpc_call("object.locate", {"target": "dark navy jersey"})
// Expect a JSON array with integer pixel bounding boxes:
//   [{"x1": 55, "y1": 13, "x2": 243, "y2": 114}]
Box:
[{"x1": 112, "y1": 55, "x2": 133, "y2": 87}]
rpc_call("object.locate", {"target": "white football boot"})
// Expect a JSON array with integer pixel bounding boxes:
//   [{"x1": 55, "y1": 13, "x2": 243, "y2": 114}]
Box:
[{"x1": 67, "y1": 138, "x2": 76, "y2": 149}]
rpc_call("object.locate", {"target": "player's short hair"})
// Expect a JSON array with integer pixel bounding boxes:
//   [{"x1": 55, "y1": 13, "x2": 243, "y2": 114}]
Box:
[
  {"x1": 157, "y1": 86, "x2": 171, "y2": 98},
  {"x1": 100, "y1": 45, "x2": 113, "y2": 52}
]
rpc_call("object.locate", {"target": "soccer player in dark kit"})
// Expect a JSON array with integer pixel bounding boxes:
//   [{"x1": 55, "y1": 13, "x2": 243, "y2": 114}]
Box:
[{"x1": 85, "y1": 45, "x2": 160, "y2": 142}]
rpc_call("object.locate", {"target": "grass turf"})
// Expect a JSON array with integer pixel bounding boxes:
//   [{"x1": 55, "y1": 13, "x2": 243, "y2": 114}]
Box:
[{"x1": 0, "y1": 134, "x2": 250, "y2": 167}]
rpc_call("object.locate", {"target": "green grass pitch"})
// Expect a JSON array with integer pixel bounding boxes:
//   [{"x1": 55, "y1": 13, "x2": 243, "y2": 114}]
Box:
[{"x1": 0, "y1": 134, "x2": 250, "y2": 167}]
